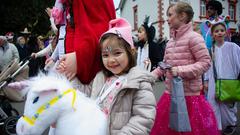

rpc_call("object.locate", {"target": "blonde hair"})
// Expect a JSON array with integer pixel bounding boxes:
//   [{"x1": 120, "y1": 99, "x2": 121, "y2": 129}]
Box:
[{"x1": 167, "y1": 2, "x2": 194, "y2": 23}]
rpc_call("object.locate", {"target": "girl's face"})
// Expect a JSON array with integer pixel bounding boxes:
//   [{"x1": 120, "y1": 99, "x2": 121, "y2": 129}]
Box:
[
  {"x1": 137, "y1": 26, "x2": 147, "y2": 42},
  {"x1": 167, "y1": 6, "x2": 184, "y2": 29},
  {"x1": 101, "y1": 39, "x2": 129, "y2": 76},
  {"x1": 212, "y1": 24, "x2": 226, "y2": 43}
]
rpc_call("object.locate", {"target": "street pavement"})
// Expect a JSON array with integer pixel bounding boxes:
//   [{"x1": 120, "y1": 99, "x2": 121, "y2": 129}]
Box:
[{"x1": 11, "y1": 80, "x2": 239, "y2": 135}]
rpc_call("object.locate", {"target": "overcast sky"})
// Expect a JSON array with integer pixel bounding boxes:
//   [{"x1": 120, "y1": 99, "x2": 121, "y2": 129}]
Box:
[{"x1": 114, "y1": 0, "x2": 121, "y2": 17}]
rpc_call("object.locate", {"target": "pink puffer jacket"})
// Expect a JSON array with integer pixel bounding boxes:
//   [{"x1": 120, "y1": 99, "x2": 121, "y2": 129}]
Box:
[{"x1": 153, "y1": 22, "x2": 211, "y2": 96}]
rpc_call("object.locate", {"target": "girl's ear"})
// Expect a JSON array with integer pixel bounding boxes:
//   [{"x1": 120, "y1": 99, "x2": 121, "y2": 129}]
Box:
[
  {"x1": 178, "y1": 12, "x2": 187, "y2": 23},
  {"x1": 130, "y1": 48, "x2": 136, "y2": 55}
]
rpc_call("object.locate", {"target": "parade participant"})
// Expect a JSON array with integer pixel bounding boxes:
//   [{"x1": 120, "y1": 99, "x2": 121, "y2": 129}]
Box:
[
  {"x1": 204, "y1": 21, "x2": 240, "y2": 135},
  {"x1": 150, "y1": 2, "x2": 219, "y2": 135},
  {"x1": 200, "y1": 0, "x2": 230, "y2": 50},
  {"x1": 136, "y1": 16, "x2": 163, "y2": 71},
  {"x1": 91, "y1": 18, "x2": 156, "y2": 134}
]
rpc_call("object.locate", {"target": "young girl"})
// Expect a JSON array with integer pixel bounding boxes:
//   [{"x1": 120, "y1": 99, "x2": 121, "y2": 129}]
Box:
[
  {"x1": 150, "y1": 2, "x2": 220, "y2": 135},
  {"x1": 136, "y1": 17, "x2": 163, "y2": 71},
  {"x1": 90, "y1": 18, "x2": 156, "y2": 135},
  {"x1": 205, "y1": 21, "x2": 240, "y2": 135}
]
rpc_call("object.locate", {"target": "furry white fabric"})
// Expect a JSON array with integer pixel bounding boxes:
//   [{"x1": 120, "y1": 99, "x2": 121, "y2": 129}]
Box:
[{"x1": 16, "y1": 72, "x2": 107, "y2": 135}]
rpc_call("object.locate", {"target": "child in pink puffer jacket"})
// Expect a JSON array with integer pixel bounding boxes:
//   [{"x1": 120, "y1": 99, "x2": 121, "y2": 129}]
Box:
[{"x1": 150, "y1": 2, "x2": 220, "y2": 135}]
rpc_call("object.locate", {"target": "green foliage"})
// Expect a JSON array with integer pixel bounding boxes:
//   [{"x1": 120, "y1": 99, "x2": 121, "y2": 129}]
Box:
[{"x1": 0, "y1": 0, "x2": 54, "y2": 35}]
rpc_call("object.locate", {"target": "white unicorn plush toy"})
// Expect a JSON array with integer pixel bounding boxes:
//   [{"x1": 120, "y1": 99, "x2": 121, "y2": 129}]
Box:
[{"x1": 9, "y1": 72, "x2": 107, "y2": 135}]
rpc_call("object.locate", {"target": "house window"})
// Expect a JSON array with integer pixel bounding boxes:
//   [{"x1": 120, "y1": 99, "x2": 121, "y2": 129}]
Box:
[
  {"x1": 229, "y1": 3, "x2": 236, "y2": 21},
  {"x1": 200, "y1": 0, "x2": 206, "y2": 17},
  {"x1": 133, "y1": 6, "x2": 138, "y2": 30},
  {"x1": 169, "y1": 0, "x2": 178, "y2": 4}
]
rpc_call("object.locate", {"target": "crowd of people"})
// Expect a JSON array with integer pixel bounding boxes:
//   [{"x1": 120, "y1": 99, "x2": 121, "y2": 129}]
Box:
[{"x1": 0, "y1": 0, "x2": 240, "y2": 135}]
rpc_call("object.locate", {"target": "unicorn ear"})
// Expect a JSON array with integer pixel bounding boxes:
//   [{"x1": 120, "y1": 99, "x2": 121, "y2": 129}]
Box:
[
  {"x1": 223, "y1": 15, "x2": 230, "y2": 24},
  {"x1": 8, "y1": 81, "x2": 29, "y2": 90}
]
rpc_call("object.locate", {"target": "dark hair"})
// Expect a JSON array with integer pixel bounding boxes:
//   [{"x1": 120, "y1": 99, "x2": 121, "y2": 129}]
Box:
[
  {"x1": 211, "y1": 22, "x2": 226, "y2": 34},
  {"x1": 167, "y1": 2, "x2": 194, "y2": 23},
  {"x1": 100, "y1": 34, "x2": 136, "y2": 77},
  {"x1": 206, "y1": 0, "x2": 223, "y2": 15}
]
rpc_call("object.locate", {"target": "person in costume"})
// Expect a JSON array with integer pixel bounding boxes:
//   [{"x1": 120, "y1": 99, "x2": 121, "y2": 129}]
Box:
[
  {"x1": 150, "y1": 2, "x2": 219, "y2": 135},
  {"x1": 200, "y1": 0, "x2": 230, "y2": 50},
  {"x1": 44, "y1": 0, "x2": 68, "y2": 68},
  {"x1": 204, "y1": 21, "x2": 240, "y2": 135},
  {"x1": 56, "y1": 0, "x2": 116, "y2": 94},
  {"x1": 136, "y1": 16, "x2": 163, "y2": 71},
  {"x1": 91, "y1": 18, "x2": 156, "y2": 134}
]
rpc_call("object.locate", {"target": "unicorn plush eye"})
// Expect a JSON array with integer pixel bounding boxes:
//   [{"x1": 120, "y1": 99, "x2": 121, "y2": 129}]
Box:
[{"x1": 33, "y1": 96, "x2": 39, "y2": 104}]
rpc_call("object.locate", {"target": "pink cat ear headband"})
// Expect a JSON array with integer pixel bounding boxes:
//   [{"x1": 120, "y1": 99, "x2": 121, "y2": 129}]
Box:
[{"x1": 100, "y1": 18, "x2": 134, "y2": 49}]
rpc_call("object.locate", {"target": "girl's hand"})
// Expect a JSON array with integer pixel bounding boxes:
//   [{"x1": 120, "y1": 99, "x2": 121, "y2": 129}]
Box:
[
  {"x1": 170, "y1": 67, "x2": 179, "y2": 76},
  {"x1": 31, "y1": 53, "x2": 37, "y2": 59},
  {"x1": 45, "y1": 57, "x2": 54, "y2": 65},
  {"x1": 45, "y1": 7, "x2": 52, "y2": 17},
  {"x1": 56, "y1": 52, "x2": 77, "y2": 80}
]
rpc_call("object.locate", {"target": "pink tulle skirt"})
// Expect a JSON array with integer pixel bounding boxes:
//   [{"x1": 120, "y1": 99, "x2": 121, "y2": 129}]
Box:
[{"x1": 150, "y1": 92, "x2": 220, "y2": 135}]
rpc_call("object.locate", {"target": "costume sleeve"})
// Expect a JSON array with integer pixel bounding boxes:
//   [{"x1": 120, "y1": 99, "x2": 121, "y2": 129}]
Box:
[
  {"x1": 50, "y1": 44, "x2": 59, "y2": 61},
  {"x1": 232, "y1": 43, "x2": 240, "y2": 77},
  {"x1": 36, "y1": 44, "x2": 52, "y2": 58},
  {"x1": 50, "y1": 17, "x2": 58, "y2": 34},
  {"x1": 177, "y1": 34, "x2": 211, "y2": 79},
  {"x1": 68, "y1": 0, "x2": 116, "y2": 84},
  {"x1": 118, "y1": 82, "x2": 156, "y2": 135}
]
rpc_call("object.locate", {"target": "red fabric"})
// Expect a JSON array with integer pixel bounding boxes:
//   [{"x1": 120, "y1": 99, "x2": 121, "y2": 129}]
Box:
[
  {"x1": 150, "y1": 92, "x2": 220, "y2": 135},
  {"x1": 65, "y1": 0, "x2": 116, "y2": 84}
]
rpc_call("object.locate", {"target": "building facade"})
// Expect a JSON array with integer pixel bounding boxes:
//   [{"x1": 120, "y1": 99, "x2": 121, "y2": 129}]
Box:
[{"x1": 118, "y1": 0, "x2": 239, "y2": 39}]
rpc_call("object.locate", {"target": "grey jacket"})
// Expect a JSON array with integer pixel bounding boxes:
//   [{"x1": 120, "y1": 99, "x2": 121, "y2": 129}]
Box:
[
  {"x1": 0, "y1": 42, "x2": 19, "y2": 72},
  {"x1": 91, "y1": 67, "x2": 156, "y2": 135}
]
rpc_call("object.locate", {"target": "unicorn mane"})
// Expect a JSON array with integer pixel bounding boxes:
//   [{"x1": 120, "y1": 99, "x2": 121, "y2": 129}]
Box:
[{"x1": 26, "y1": 72, "x2": 72, "y2": 93}]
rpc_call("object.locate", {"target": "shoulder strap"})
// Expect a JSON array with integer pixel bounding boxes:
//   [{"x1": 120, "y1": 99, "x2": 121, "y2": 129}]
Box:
[{"x1": 210, "y1": 46, "x2": 218, "y2": 81}]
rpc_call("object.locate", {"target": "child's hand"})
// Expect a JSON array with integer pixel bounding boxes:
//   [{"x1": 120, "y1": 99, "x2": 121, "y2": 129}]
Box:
[
  {"x1": 45, "y1": 7, "x2": 52, "y2": 17},
  {"x1": 31, "y1": 53, "x2": 37, "y2": 59},
  {"x1": 203, "y1": 81, "x2": 208, "y2": 91},
  {"x1": 170, "y1": 67, "x2": 179, "y2": 76},
  {"x1": 45, "y1": 57, "x2": 54, "y2": 65}
]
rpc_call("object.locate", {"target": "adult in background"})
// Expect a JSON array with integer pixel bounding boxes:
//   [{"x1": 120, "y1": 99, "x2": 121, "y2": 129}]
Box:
[
  {"x1": 0, "y1": 36, "x2": 19, "y2": 73},
  {"x1": 231, "y1": 24, "x2": 240, "y2": 47},
  {"x1": 5, "y1": 32, "x2": 15, "y2": 44},
  {"x1": 15, "y1": 36, "x2": 30, "y2": 62},
  {"x1": 0, "y1": 36, "x2": 27, "y2": 101},
  {"x1": 200, "y1": 0, "x2": 230, "y2": 50}
]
